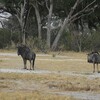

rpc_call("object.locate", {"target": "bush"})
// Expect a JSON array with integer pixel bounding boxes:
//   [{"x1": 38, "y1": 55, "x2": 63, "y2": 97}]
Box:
[
  {"x1": 26, "y1": 37, "x2": 48, "y2": 53},
  {"x1": 0, "y1": 28, "x2": 20, "y2": 49},
  {"x1": 0, "y1": 29, "x2": 11, "y2": 48}
]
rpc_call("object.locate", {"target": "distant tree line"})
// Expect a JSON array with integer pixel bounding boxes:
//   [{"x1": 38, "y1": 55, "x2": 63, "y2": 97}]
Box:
[{"x1": 0, "y1": 0, "x2": 100, "y2": 52}]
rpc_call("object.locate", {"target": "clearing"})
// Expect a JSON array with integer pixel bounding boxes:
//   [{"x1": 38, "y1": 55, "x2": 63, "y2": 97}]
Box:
[{"x1": 0, "y1": 52, "x2": 100, "y2": 100}]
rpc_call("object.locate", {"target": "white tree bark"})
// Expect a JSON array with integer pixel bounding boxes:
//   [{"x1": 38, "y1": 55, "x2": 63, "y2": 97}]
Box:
[
  {"x1": 15, "y1": 0, "x2": 29, "y2": 44},
  {"x1": 46, "y1": 0, "x2": 53, "y2": 48}
]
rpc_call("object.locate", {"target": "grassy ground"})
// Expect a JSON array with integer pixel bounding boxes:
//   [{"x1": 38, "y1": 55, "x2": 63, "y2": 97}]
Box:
[
  {"x1": 0, "y1": 51, "x2": 99, "y2": 100},
  {"x1": 0, "y1": 91, "x2": 73, "y2": 100},
  {"x1": 0, "y1": 51, "x2": 92, "y2": 72}
]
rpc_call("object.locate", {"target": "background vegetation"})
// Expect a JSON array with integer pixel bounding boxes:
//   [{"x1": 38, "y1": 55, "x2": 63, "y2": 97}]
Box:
[{"x1": 0, "y1": 0, "x2": 100, "y2": 52}]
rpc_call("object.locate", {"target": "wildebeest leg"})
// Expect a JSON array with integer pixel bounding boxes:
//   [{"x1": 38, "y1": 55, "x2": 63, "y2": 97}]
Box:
[
  {"x1": 29, "y1": 60, "x2": 32, "y2": 70},
  {"x1": 23, "y1": 59, "x2": 27, "y2": 69},
  {"x1": 32, "y1": 54, "x2": 36, "y2": 70},
  {"x1": 93, "y1": 63, "x2": 95, "y2": 73},
  {"x1": 97, "y1": 63, "x2": 99, "y2": 73},
  {"x1": 32, "y1": 60, "x2": 34, "y2": 70}
]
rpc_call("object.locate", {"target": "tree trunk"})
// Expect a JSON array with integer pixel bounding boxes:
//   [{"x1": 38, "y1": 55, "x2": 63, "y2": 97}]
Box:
[
  {"x1": 34, "y1": 3, "x2": 42, "y2": 40},
  {"x1": 22, "y1": 28, "x2": 26, "y2": 44},
  {"x1": 51, "y1": 0, "x2": 80, "y2": 50},
  {"x1": 47, "y1": 22, "x2": 51, "y2": 48},
  {"x1": 51, "y1": 18, "x2": 69, "y2": 50},
  {"x1": 46, "y1": 0, "x2": 53, "y2": 49},
  {"x1": 15, "y1": 0, "x2": 29, "y2": 45}
]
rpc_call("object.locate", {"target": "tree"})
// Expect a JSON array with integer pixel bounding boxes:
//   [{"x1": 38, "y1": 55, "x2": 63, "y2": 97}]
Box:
[
  {"x1": 51, "y1": 0, "x2": 98, "y2": 50},
  {"x1": 31, "y1": 0, "x2": 42, "y2": 40},
  {"x1": 45, "y1": 0, "x2": 53, "y2": 48},
  {"x1": 15, "y1": 0, "x2": 29, "y2": 44},
  {"x1": 0, "y1": 0, "x2": 100, "y2": 51},
  {"x1": 2, "y1": 0, "x2": 30, "y2": 44}
]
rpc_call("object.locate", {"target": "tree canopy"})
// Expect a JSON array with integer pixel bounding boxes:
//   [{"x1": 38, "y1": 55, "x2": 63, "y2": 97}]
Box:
[{"x1": 0, "y1": 0, "x2": 100, "y2": 51}]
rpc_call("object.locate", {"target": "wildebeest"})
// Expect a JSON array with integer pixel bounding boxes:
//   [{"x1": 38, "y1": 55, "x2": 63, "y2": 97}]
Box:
[
  {"x1": 17, "y1": 45, "x2": 36, "y2": 70},
  {"x1": 87, "y1": 52, "x2": 100, "y2": 73}
]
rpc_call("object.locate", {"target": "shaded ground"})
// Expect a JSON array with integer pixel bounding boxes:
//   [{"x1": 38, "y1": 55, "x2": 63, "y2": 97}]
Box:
[{"x1": 0, "y1": 52, "x2": 100, "y2": 100}]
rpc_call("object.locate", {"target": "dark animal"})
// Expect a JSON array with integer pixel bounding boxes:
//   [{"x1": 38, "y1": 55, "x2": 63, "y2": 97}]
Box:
[
  {"x1": 87, "y1": 52, "x2": 100, "y2": 73},
  {"x1": 17, "y1": 45, "x2": 36, "y2": 70}
]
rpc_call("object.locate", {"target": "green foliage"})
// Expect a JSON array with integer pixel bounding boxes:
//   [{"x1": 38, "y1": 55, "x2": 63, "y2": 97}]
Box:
[
  {"x1": 0, "y1": 0, "x2": 100, "y2": 51},
  {"x1": 58, "y1": 30, "x2": 100, "y2": 52},
  {"x1": 26, "y1": 37, "x2": 48, "y2": 52},
  {"x1": 58, "y1": 31, "x2": 71, "y2": 50},
  {"x1": 0, "y1": 29, "x2": 20, "y2": 48},
  {"x1": 90, "y1": 31, "x2": 100, "y2": 50},
  {"x1": 0, "y1": 0, "x2": 5, "y2": 3},
  {"x1": 11, "y1": 32, "x2": 20, "y2": 43},
  {"x1": 0, "y1": 29, "x2": 11, "y2": 48}
]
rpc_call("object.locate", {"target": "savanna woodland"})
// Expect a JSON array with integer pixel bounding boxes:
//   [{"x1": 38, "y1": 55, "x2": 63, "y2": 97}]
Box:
[{"x1": 0, "y1": 0, "x2": 100, "y2": 52}]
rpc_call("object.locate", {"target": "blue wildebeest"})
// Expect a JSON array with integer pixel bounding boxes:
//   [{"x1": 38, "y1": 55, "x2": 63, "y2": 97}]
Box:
[
  {"x1": 87, "y1": 52, "x2": 100, "y2": 73},
  {"x1": 17, "y1": 45, "x2": 36, "y2": 70}
]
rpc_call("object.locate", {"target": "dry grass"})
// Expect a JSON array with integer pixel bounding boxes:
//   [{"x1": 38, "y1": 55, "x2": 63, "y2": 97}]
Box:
[
  {"x1": 0, "y1": 51, "x2": 92, "y2": 72},
  {"x1": 0, "y1": 73, "x2": 77, "y2": 100},
  {"x1": 0, "y1": 91, "x2": 74, "y2": 100},
  {"x1": 0, "y1": 72, "x2": 100, "y2": 92},
  {"x1": 0, "y1": 51, "x2": 100, "y2": 100}
]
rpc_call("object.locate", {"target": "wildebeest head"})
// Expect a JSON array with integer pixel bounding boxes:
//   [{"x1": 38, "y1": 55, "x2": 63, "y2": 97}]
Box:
[
  {"x1": 87, "y1": 53, "x2": 94, "y2": 63},
  {"x1": 17, "y1": 46, "x2": 22, "y2": 56},
  {"x1": 17, "y1": 45, "x2": 28, "y2": 56}
]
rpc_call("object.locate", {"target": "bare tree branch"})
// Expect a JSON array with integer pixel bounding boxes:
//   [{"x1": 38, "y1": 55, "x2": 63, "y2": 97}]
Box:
[
  {"x1": 51, "y1": 0, "x2": 97, "y2": 50},
  {"x1": 69, "y1": 0, "x2": 97, "y2": 23},
  {"x1": 67, "y1": 0, "x2": 81, "y2": 19},
  {"x1": 0, "y1": 20, "x2": 4, "y2": 28},
  {"x1": 0, "y1": 15, "x2": 10, "y2": 19},
  {"x1": 45, "y1": 0, "x2": 49, "y2": 11},
  {"x1": 70, "y1": 11, "x2": 93, "y2": 24}
]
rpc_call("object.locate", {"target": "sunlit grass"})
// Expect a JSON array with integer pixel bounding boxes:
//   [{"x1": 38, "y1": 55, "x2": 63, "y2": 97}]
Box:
[
  {"x1": 0, "y1": 72, "x2": 100, "y2": 92},
  {"x1": 0, "y1": 49, "x2": 16, "y2": 52},
  {"x1": 0, "y1": 73, "x2": 77, "y2": 100},
  {"x1": 0, "y1": 51, "x2": 92, "y2": 72},
  {"x1": 0, "y1": 91, "x2": 74, "y2": 100},
  {"x1": 0, "y1": 60, "x2": 3, "y2": 62},
  {"x1": 0, "y1": 51, "x2": 99, "y2": 99}
]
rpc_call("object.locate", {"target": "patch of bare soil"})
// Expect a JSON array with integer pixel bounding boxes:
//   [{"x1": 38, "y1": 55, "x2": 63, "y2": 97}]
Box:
[
  {"x1": 54, "y1": 91, "x2": 100, "y2": 100},
  {"x1": 0, "y1": 52, "x2": 100, "y2": 100},
  {"x1": 0, "y1": 68, "x2": 100, "y2": 100}
]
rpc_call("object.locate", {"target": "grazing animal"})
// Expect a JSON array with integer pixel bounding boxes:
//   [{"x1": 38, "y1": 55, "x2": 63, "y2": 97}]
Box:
[
  {"x1": 87, "y1": 52, "x2": 100, "y2": 73},
  {"x1": 17, "y1": 45, "x2": 36, "y2": 70}
]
